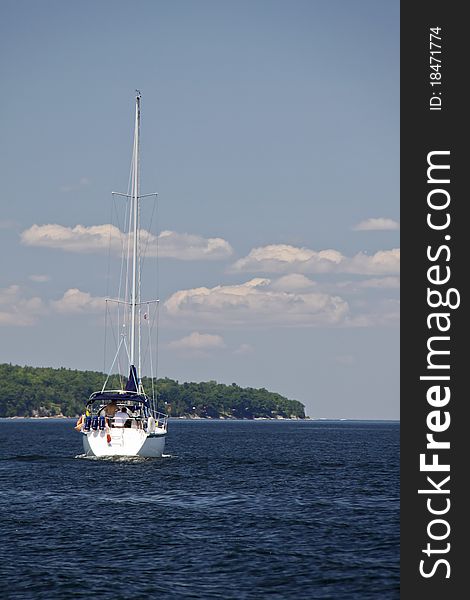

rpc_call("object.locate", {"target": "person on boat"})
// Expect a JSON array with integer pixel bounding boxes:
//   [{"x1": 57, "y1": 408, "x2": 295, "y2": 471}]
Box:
[
  {"x1": 103, "y1": 401, "x2": 118, "y2": 418},
  {"x1": 114, "y1": 406, "x2": 130, "y2": 428},
  {"x1": 74, "y1": 414, "x2": 83, "y2": 431},
  {"x1": 100, "y1": 400, "x2": 118, "y2": 426}
]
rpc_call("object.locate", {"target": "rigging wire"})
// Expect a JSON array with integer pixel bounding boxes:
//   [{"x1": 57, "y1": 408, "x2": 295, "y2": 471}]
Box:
[
  {"x1": 137, "y1": 196, "x2": 157, "y2": 373},
  {"x1": 139, "y1": 196, "x2": 160, "y2": 409},
  {"x1": 155, "y1": 301, "x2": 160, "y2": 410},
  {"x1": 99, "y1": 95, "x2": 162, "y2": 414},
  {"x1": 147, "y1": 302, "x2": 155, "y2": 412},
  {"x1": 119, "y1": 122, "x2": 135, "y2": 350},
  {"x1": 103, "y1": 192, "x2": 114, "y2": 375},
  {"x1": 139, "y1": 194, "x2": 157, "y2": 273},
  {"x1": 101, "y1": 333, "x2": 126, "y2": 392},
  {"x1": 105, "y1": 301, "x2": 125, "y2": 389},
  {"x1": 103, "y1": 302, "x2": 108, "y2": 376},
  {"x1": 155, "y1": 194, "x2": 160, "y2": 408},
  {"x1": 116, "y1": 195, "x2": 129, "y2": 367}
]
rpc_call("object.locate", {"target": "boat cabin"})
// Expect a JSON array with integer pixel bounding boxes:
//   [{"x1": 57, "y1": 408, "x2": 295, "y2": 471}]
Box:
[{"x1": 82, "y1": 390, "x2": 167, "y2": 433}]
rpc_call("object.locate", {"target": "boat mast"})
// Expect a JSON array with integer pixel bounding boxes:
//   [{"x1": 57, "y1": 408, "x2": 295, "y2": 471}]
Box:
[
  {"x1": 105, "y1": 92, "x2": 158, "y2": 397},
  {"x1": 130, "y1": 91, "x2": 141, "y2": 369}
]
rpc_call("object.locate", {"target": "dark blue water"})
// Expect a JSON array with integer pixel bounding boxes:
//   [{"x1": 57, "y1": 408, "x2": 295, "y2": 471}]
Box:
[{"x1": 0, "y1": 419, "x2": 399, "y2": 599}]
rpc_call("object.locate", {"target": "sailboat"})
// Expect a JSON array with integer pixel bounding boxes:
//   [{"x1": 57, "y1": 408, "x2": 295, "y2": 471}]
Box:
[{"x1": 79, "y1": 91, "x2": 168, "y2": 457}]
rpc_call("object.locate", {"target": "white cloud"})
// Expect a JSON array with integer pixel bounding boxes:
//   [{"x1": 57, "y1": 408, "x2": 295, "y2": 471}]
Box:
[
  {"x1": 271, "y1": 274, "x2": 399, "y2": 296},
  {"x1": 168, "y1": 331, "x2": 226, "y2": 351},
  {"x1": 270, "y1": 273, "x2": 316, "y2": 291},
  {"x1": 29, "y1": 274, "x2": 51, "y2": 283},
  {"x1": 50, "y1": 288, "x2": 105, "y2": 314},
  {"x1": 156, "y1": 230, "x2": 233, "y2": 260},
  {"x1": 21, "y1": 224, "x2": 233, "y2": 260},
  {"x1": 231, "y1": 244, "x2": 400, "y2": 275},
  {"x1": 1, "y1": 277, "x2": 398, "y2": 330},
  {"x1": 164, "y1": 278, "x2": 349, "y2": 327},
  {"x1": 353, "y1": 217, "x2": 400, "y2": 231},
  {"x1": 0, "y1": 285, "x2": 46, "y2": 326},
  {"x1": 21, "y1": 224, "x2": 116, "y2": 253},
  {"x1": 345, "y1": 249, "x2": 400, "y2": 275},
  {"x1": 0, "y1": 285, "x2": 110, "y2": 323}
]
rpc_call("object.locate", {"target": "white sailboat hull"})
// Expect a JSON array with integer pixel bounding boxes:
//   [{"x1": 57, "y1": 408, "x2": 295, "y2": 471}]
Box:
[{"x1": 82, "y1": 428, "x2": 166, "y2": 458}]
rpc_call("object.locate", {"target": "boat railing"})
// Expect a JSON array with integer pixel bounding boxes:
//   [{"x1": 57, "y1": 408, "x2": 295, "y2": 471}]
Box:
[
  {"x1": 84, "y1": 396, "x2": 168, "y2": 432},
  {"x1": 149, "y1": 409, "x2": 168, "y2": 432},
  {"x1": 82, "y1": 412, "x2": 167, "y2": 433}
]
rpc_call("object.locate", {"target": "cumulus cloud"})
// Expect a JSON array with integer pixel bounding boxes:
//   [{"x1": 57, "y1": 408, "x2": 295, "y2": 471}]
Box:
[
  {"x1": 270, "y1": 274, "x2": 399, "y2": 296},
  {"x1": 270, "y1": 274, "x2": 316, "y2": 291},
  {"x1": 231, "y1": 244, "x2": 400, "y2": 275},
  {"x1": 164, "y1": 278, "x2": 349, "y2": 327},
  {"x1": 169, "y1": 331, "x2": 226, "y2": 351},
  {"x1": 21, "y1": 224, "x2": 113, "y2": 253},
  {"x1": 156, "y1": 230, "x2": 233, "y2": 260},
  {"x1": 353, "y1": 217, "x2": 400, "y2": 231},
  {"x1": 1, "y1": 284, "x2": 111, "y2": 324},
  {"x1": 21, "y1": 224, "x2": 233, "y2": 260},
  {"x1": 50, "y1": 288, "x2": 106, "y2": 314},
  {"x1": 0, "y1": 285, "x2": 46, "y2": 326}
]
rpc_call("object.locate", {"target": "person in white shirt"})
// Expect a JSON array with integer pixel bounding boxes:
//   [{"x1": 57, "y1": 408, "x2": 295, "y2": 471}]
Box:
[{"x1": 113, "y1": 407, "x2": 129, "y2": 428}]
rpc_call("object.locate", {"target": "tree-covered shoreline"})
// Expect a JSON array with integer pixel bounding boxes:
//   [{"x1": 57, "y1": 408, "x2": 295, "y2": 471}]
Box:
[{"x1": 0, "y1": 363, "x2": 306, "y2": 419}]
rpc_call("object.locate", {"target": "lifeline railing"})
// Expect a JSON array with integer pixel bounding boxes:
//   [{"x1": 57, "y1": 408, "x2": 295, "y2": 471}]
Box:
[{"x1": 149, "y1": 410, "x2": 168, "y2": 432}]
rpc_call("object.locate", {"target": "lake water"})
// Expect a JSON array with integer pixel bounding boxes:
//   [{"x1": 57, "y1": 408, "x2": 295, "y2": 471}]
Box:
[{"x1": 0, "y1": 419, "x2": 399, "y2": 599}]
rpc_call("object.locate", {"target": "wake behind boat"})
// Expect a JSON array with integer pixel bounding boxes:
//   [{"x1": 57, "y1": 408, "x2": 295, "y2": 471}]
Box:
[{"x1": 77, "y1": 92, "x2": 168, "y2": 457}]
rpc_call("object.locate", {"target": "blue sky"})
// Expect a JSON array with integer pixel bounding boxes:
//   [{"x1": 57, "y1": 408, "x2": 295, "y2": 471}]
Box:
[{"x1": 0, "y1": 1, "x2": 399, "y2": 419}]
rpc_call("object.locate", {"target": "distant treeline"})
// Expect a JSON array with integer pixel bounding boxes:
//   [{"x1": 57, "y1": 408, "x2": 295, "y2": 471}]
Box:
[{"x1": 0, "y1": 363, "x2": 305, "y2": 419}]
